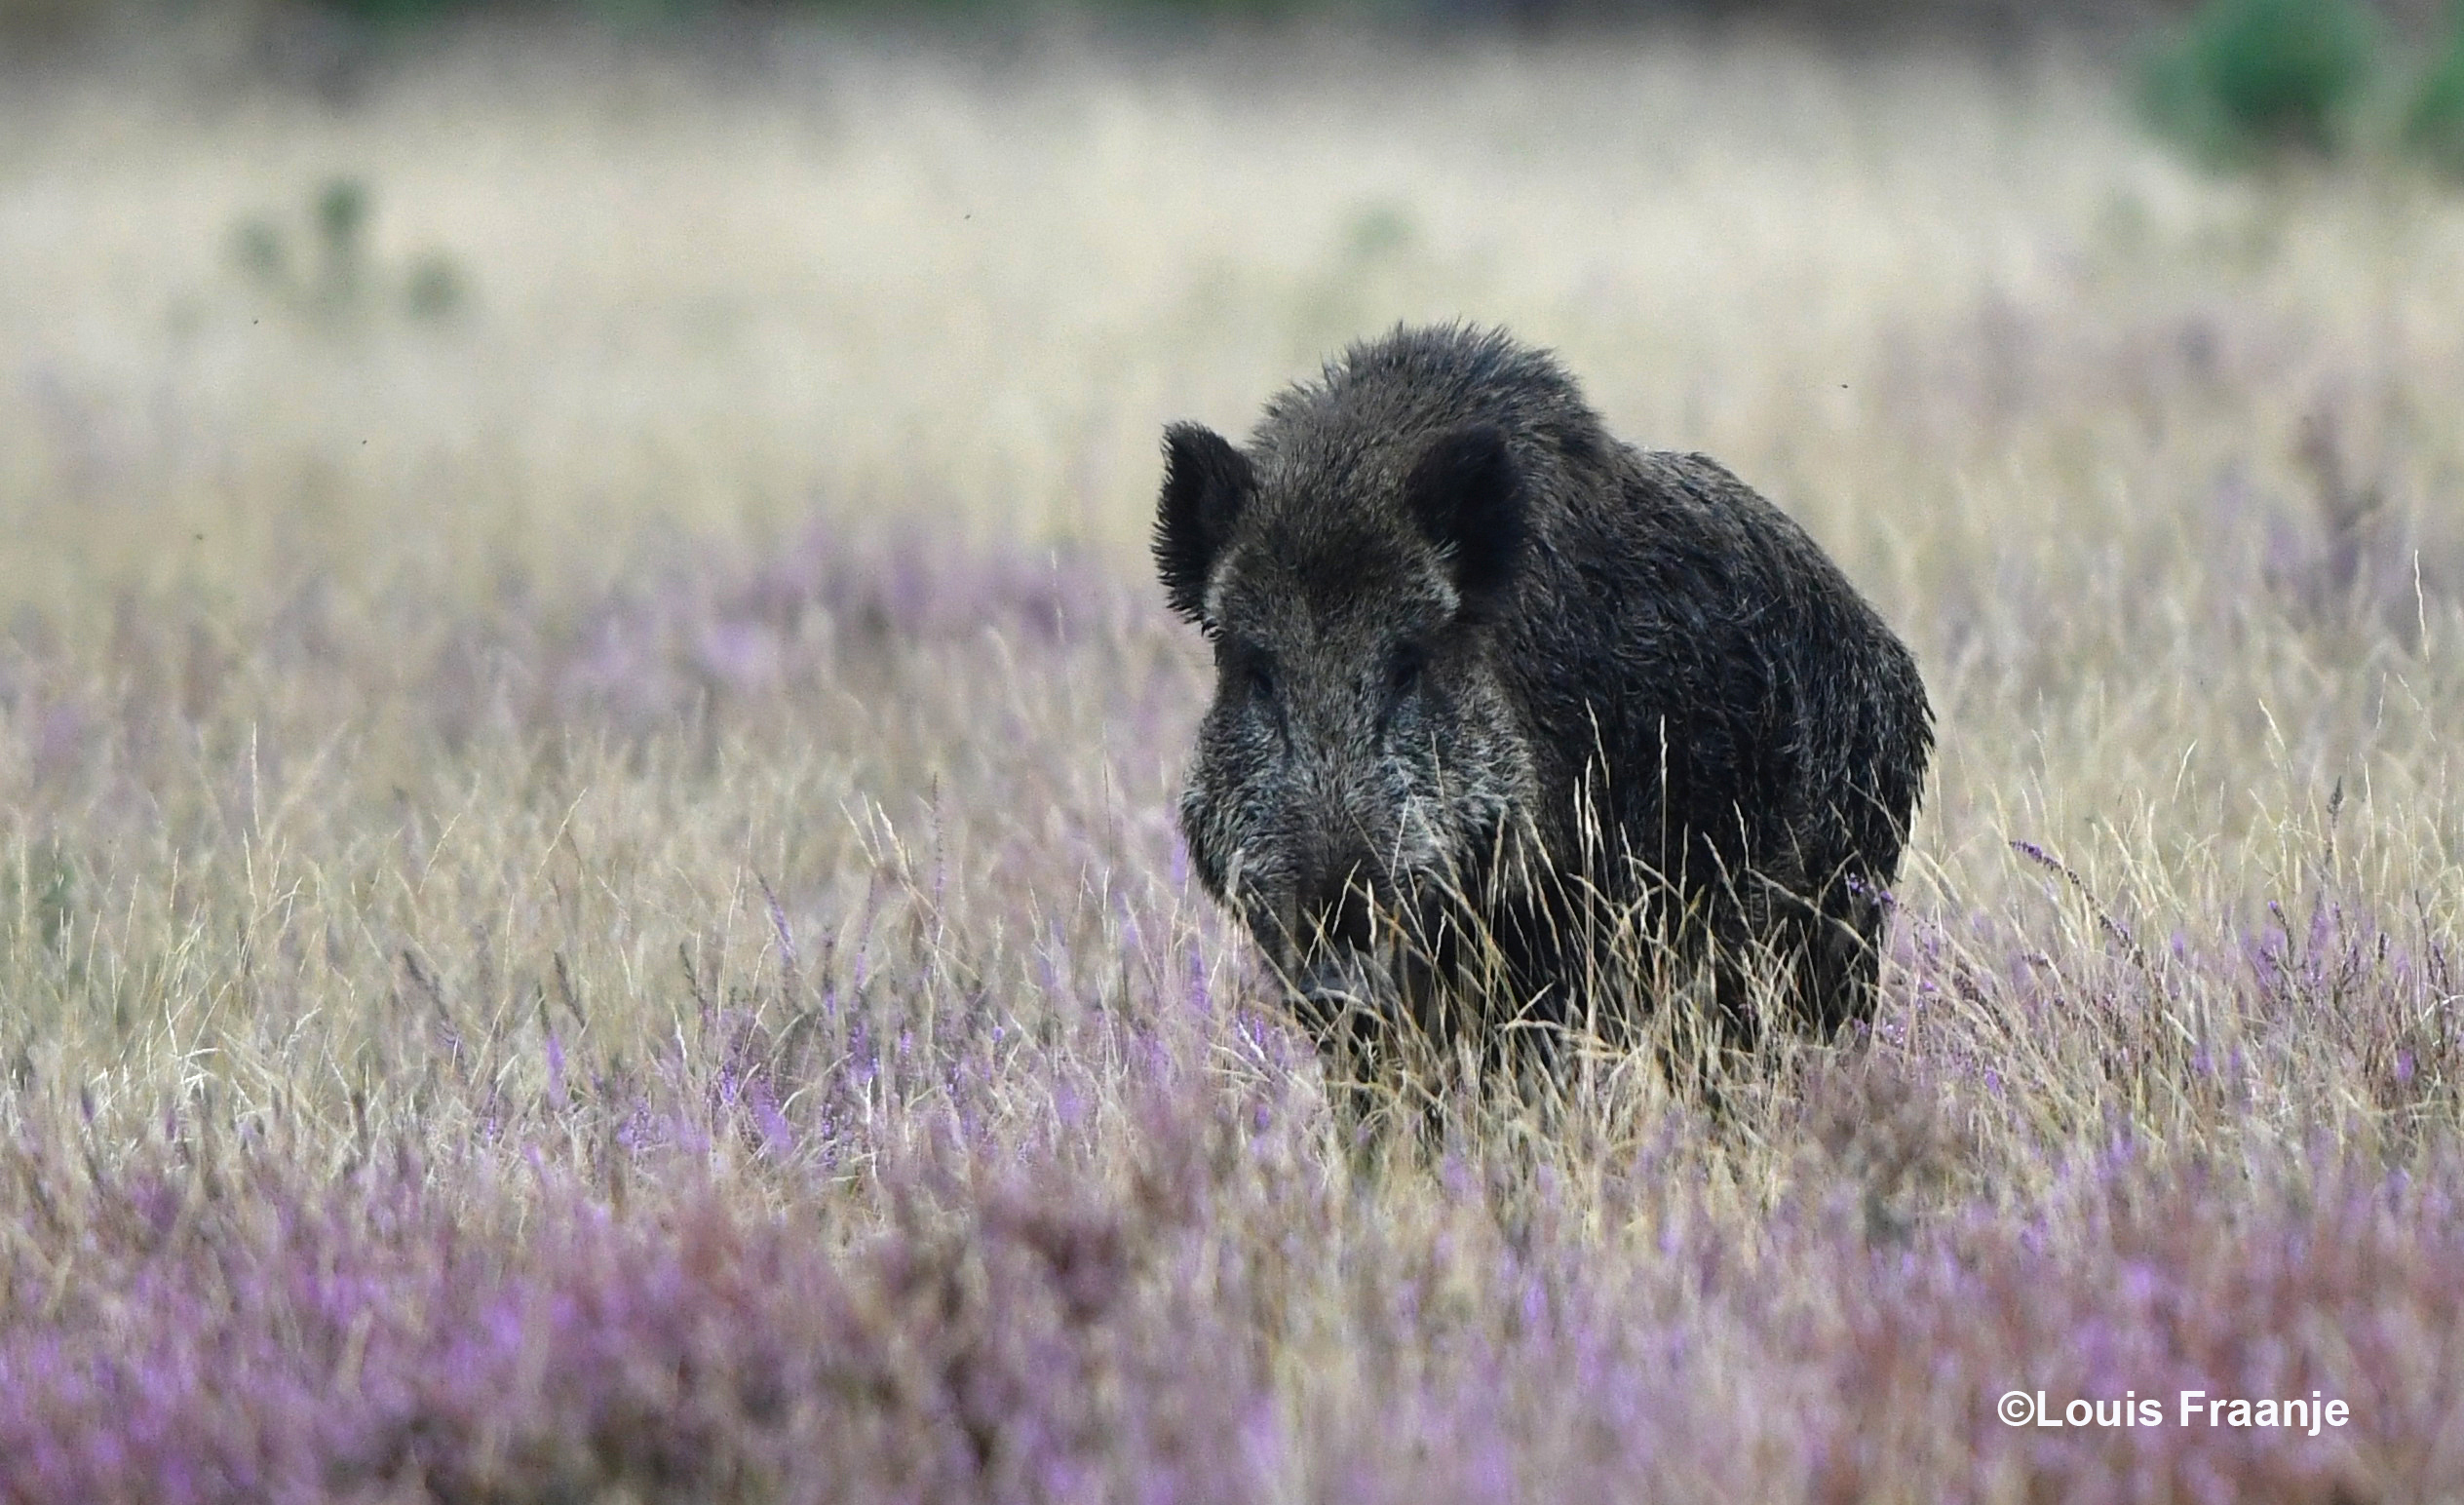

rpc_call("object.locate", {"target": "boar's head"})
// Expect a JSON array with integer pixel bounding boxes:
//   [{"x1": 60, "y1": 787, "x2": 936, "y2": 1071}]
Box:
[{"x1": 1155, "y1": 419, "x2": 1541, "y2": 1034}]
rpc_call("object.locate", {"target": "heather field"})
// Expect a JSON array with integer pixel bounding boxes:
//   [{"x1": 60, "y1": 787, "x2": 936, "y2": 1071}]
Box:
[{"x1": 6, "y1": 26, "x2": 2464, "y2": 1502}]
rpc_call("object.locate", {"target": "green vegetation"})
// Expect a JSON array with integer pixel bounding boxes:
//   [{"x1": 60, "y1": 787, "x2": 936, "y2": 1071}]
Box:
[
  {"x1": 2406, "y1": 3, "x2": 2464, "y2": 176},
  {"x1": 229, "y1": 175, "x2": 470, "y2": 325},
  {"x1": 2140, "y1": 0, "x2": 2380, "y2": 164}
]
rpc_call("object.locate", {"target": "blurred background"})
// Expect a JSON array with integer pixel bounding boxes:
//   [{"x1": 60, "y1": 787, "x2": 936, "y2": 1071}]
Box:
[
  {"x1": 8, "y1": 1, "x2": 2461, "y2": 578},
  {"x1": 4, "y1": 0, "x2": 2461, "y2": 831},
  {"x1": 8, "y1": 0, "x2": 2464, "y2": 49}
]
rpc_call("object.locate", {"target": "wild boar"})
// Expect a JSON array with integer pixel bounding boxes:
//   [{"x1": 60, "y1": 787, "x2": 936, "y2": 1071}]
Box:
[{"x1": 1157, "y1": 324, "x2": 1931, "y2": 1061}]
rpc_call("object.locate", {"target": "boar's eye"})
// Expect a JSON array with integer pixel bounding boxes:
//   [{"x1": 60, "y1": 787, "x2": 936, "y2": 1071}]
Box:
[
  {"x1": 1220, "y1": 641, "x2": 1277, "y2": 704},
  {"x1": 1375, "y1": 642, "x2": 1428, "y2": 741}
]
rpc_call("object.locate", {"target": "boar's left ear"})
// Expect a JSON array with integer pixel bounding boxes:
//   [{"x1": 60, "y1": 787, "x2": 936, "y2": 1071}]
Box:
[
  {"x1": 1154, "y1": 423, "x2": 1256, "y2": 625},
  {"x1": 1405, "y1": 425, "x2": 1525, "y2": 614}
]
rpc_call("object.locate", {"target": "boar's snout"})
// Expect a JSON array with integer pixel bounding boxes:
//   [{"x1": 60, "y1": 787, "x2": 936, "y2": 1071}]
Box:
[
  {"x1": 1290, "y1": 935, "x2": 1387, "y2": 1038},
  {"x1": 1294, "y1": 852, "x2": 1376, "y2": 955}
]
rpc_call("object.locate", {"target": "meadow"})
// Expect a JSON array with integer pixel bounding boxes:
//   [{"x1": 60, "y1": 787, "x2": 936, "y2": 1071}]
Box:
[{"x1": 4, "y1": 23, "x2": 2464, "y2": 1500}]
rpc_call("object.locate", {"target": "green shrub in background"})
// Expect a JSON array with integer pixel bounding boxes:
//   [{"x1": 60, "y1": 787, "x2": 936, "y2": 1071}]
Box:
[
  {"x1": 230, "y1": 175, "x2": 469, "y2": 325},
  {"x1": 2406, "y1": 4, "x2": 2464, "y2": 176},
  {"x1": 2141, "y1": 0, "x2": 2380, "y2": 163}
]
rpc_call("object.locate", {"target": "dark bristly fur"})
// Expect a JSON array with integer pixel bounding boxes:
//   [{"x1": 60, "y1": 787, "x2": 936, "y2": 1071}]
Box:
[{"x1": 1157, "y1": 324, "x2": 1933, "y2": 1062}]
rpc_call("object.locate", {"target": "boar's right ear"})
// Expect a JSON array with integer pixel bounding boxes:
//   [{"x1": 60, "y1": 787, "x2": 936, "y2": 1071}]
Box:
[
  {"x1": 1405, "y1": 425, "x2": 1525, "y2": 616},
  {"x1": 1154, "y1": 423, "x2": 1255, "y2": 626}
]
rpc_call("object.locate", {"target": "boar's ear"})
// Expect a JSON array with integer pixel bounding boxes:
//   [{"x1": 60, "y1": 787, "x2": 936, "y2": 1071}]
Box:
[
  {"x1": 1405, "y1": 425, "x2": 1525, "y2": 615},
  {"x1": 1154, "y1": 423, "x2": 1256, "y2": 625}
]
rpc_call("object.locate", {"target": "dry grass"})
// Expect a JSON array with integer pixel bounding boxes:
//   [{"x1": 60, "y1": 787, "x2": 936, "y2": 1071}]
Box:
[{"x1": 5, "y1": 24, "x2": 2464, "y2": 1501}]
